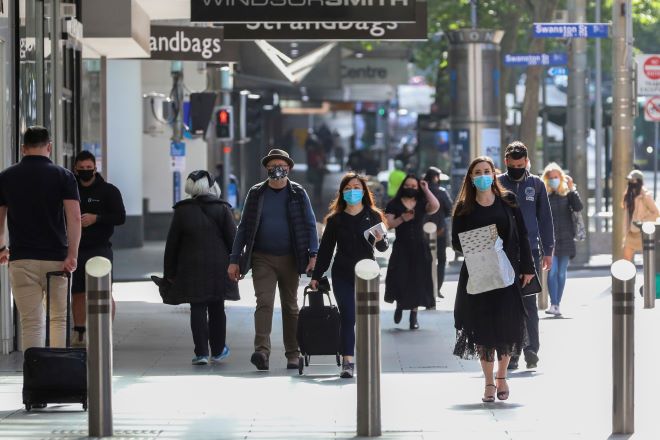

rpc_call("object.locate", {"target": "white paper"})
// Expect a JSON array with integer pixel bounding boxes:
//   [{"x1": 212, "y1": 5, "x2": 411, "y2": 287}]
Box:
[
  {"x1": 459, "y1": 224, "x2": 516, "y2": 294},
  {"x1": 364, "y1": 222, "x2": 387, "y2": 243}
]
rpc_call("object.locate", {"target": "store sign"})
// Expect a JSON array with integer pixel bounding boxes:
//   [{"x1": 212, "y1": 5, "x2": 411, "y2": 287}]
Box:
[
  {"x1": 637, "y1": 55, "x2": 660, "y2": 96},
  {"x1": 191, "y1": 0, "x2": 416, "y2": 24},
  {"x1": 149, "y1": 26, "x2": 239, "y2": 62},
  {"x1": 342, "y1": 59, "x2": 408, "y2": 85},
  {"x1": 222, "y1": 1, "x2": 426, "y2": 40}
]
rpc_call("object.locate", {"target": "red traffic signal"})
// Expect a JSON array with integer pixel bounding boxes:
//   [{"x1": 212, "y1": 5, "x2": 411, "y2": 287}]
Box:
[{"x1": 215, "y1": 106, "x2": 233, "y2": 140}]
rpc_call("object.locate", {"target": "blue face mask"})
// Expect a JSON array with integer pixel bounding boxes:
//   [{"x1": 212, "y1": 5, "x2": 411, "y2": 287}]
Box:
[
  {"x1": 473, "y1": 175, "x2": 493, "y2": 192},
  {"x1": 548, "y1": 178, "x2": 561, "y2": 190},
  {"x1": 343, "y1": 189, "x2": 364, "y2": 206}
]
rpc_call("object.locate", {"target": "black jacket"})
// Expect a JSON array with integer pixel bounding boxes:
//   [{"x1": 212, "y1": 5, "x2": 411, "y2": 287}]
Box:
[
  {"x1": 230, "y1": 180, "x2": 318, "y2": 275},
  {"x1": 312, "y1": 208, "x2": 389, "y2": 280},
  {"x1": 451, "y1": 194, "x2": 535, "y2": 330},
  {"x1": 549, "y1": 190, "x2": 583, "y2": 258},
  {"x1": 164, "y1": 195, "x2": 239, "y2": 304},
  {"x1": 78, "y1": 174, "x2": 126, "y2": 249}
]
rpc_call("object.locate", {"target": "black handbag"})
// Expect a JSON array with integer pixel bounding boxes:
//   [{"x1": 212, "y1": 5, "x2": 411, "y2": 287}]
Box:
[{"x1": 520, "y1": 272, "x2": 542, "y2": 297}]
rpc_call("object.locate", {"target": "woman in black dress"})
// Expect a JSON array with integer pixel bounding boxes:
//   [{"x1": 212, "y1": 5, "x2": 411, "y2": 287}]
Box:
[
  {"x1": 311, "y1": 173, "x2": 388, "y2": 378},
  {"x1": 384, "y1": 175, "x2": 439, "y2": 329},
  {"x1": 452, "y1": 157, "x2": 535, "y2": 402}
]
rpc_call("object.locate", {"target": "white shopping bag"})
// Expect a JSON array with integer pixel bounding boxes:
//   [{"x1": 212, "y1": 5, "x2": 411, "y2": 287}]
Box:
[{"x1": 458, "y1": 224, "x2": 516, "y2": 294}]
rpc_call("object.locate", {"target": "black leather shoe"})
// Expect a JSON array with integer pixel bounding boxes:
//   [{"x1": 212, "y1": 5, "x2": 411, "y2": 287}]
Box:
[
  {"x1": 409, "y1": 311, "x2": 419, "y2": 330},
  {"x1": 250, "y1": 351, "x2": 269, "y2": 371},
  {"x1": 507, "y1": 357, "x2": 519, "y2": 370},
  {"x1": 524, "y1": 351, "x2": 539, "y2": 369},
  {"x1": 394, "y1": 307, "x2": 402, "y2": 324}
]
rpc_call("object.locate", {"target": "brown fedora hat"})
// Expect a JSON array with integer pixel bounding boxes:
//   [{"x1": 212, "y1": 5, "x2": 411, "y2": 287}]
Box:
[{"x1": 261, "y1": 148, "x2": 294, "y2": 168}]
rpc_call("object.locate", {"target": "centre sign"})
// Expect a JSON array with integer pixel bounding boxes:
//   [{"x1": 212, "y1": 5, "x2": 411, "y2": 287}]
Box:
[{"x1": 191, "y1": 0, "x2": 416, "y2": 23}]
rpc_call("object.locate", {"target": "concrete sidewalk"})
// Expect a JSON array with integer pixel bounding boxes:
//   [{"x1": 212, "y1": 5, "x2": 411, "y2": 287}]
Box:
[{"x1": 1, "y1": 271, "x2": 659, "y2": 439}]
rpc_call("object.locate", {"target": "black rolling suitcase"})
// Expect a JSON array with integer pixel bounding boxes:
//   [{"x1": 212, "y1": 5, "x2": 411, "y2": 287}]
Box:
[
  {"x1": 296, "y1": 283, "x2": 341, "y2": 375},
  {"x1": 22, "y1": 271, "x2": 87, "y2": 411}
]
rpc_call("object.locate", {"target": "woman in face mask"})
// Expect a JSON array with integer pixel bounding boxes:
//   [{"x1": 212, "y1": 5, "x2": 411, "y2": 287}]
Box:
[
  {"x1": 384, "y1": 175, "x2": 440, "y2": 330},
  {"x1": 622, "y1": 170, "x2": 659, "y2": 262},
  {"x1": 310, "y1": 173, "x2": 388, "y2": 378},
  {"x1": 542, "y1": 163, "x2": 583, "y2": 316},
  {"x1": 452, "y1": 157, "x2": 535, "y2": 403}
]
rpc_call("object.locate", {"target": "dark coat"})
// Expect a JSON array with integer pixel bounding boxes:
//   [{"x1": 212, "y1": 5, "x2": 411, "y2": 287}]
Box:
[
  {"x1": 451, "y1": 194, "x2": 535, "y2": 330},
  {"x1": 312, "y1": 207, "x2": 389, "y2": 280},
  {"x1": 548, "y1": 190, "x2": 584, "y2": 258},
  {"x1": 164, "y1": 195, "x2": 239, "y2": 304},
  {"x1": 230, "y1": 180, "x2": 318, "y2": 275}
]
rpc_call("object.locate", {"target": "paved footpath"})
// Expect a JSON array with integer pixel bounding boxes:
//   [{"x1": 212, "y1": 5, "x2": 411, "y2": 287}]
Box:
[{"x1": 0, "y1": 269, "x2": 659, "y2": 439}]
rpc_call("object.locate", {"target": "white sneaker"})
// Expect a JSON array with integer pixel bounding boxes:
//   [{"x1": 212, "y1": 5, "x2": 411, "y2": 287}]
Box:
[
  {"x1": 544, "y1": 305, "x2": 556, "y2": 315},
  {"x1": 554, "y1": 305, "x2": 562, "y2": 316}
]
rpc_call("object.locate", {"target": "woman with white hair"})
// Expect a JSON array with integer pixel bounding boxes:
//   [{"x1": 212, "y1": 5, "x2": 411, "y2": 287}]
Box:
[
  {"x1": 542, "y1": 163, "x2": 583, "y2": 316},
  {"x1": 163, "y1": 170, "x2": 239, "y2": 365}
]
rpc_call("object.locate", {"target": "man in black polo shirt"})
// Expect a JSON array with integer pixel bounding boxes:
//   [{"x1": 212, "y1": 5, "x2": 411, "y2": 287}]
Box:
[
  {"x1": 0, "y1": 126, "x2": 81, "y2": 350},
  {"x1": 71, "y1": 150, "x2": 125, "y2": 346}
]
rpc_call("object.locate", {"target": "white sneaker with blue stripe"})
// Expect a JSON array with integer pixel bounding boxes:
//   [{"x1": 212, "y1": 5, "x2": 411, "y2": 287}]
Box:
[
  {"x1": 211, "y1": 346, "x2": 230, "y2": 363},
  {"x1": 191, "y1": 355, "x2": 209, "y2": 365}
]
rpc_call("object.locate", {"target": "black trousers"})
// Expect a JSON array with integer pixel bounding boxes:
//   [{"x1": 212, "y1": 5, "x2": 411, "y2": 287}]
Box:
[
  {"x1": 511, "y1": 249, "x2": 541, "y2": 362},
  {"x1": 437, "y1": 236, "x2": 447, "y2": 292},
  {"x1": 190, "y1": 301, "x2": 226, "y2": 357}
]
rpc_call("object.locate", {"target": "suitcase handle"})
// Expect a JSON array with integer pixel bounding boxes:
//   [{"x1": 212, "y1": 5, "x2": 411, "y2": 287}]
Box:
[
  {"x1": 303, "y1": 285, "x2": 334, "y2": 307},
  {"x1": 45, "y1": 271, "x2": 72, "y2": 348}
]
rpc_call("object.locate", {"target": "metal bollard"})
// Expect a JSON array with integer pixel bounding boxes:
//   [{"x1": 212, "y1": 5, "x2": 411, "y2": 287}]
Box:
[
  {"x1": 611, "y1": 259, "x2": 636, "y2": 435},
  {"x1": 86, "y1": 257, "x2": 114, "y2": 438},
  {"x1": 423, "y1": 222, "x2": 439, "y2": 298},
  {"x1": 355, "y1": 259, "x2": 381, "y2": 437},
  {"x1": 642, "y1": 222, "x2": 656, "y2": 309}
]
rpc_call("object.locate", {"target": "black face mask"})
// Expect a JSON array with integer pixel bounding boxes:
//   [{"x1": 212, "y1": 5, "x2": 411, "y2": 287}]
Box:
[
  {"x1": 507, "y1": 166, "x2": 526, "y2": 180},
  {"x1": 77, "y1": 169, "x2": 95, "y2": 182},
  {"x1": 267, "y1": 166, "x2": 288, "y2": 180},
  {"x1": 401, "y1": 188, "x2": 418, "y2": 198}
]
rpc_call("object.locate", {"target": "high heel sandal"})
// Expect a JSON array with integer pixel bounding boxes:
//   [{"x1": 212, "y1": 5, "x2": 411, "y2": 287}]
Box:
[
  {"x1": 495, "y1": 377, "x2": 509, "y2": 401},
  {"x1": 482, "y1": 384, "x2": 496, "y2": 403}
]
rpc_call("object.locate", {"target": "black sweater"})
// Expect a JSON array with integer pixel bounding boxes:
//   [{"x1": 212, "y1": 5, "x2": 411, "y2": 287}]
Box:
[
  {"x1": 78, "y1": 175, "x2": 126, "y2": 249},
  {"x1": 312, "y1": 208, "x2": 389, "y2": 281}
]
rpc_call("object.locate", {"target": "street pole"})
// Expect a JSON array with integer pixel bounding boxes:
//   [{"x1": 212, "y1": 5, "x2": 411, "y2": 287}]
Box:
[
  {"x1": 470, "y1": 0, "x2": 477, "y2": 29},
  {"x1": 595, "y1": 0, "x2": 604, "y2": 231},
  {"x1": 171, "y1": 62, "x2": 184, "y2": 205},
  {"x1": 567, "y1": 0, "x2": 589, "y2": 264},
  {"x1": 611, "y1": 0, "x2": 634, "y2": 260},
  {"x1": 655, "y1": 121, "x2": 659, "y2": 200},
  {"x1": 220, "y1": 66, "x2": 233, "y2": 197},
  {"x1": 542, "y1": 68, "x2": 548, "y2": 167}
]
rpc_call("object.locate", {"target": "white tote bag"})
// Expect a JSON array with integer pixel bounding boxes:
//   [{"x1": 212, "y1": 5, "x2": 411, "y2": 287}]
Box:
[{"x1": 458, "y1": 224, "x2": 516, "y2": 294}]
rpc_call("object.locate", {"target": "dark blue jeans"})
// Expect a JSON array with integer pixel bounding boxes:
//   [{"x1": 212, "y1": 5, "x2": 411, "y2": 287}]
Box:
[
  {"x1": 548, "y1": 255, "x2": 570, "y2": 306},
  {"x1": 331, "y1": 273, "x2": 356, "y2": 357}
]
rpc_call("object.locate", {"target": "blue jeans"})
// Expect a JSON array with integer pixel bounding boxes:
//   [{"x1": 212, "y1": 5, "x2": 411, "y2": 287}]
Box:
[
  {"x1": 331, "y1": 273, "x2": 356, "y2": 357},
  {"x1": 547, "y1": 255, "x2": 570, "y2": 306}
]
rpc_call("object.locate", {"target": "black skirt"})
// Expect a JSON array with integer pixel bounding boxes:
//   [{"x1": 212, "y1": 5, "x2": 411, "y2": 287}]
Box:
[{"x1": 453, "y1": 275, "x2": 525, "y2": 362}]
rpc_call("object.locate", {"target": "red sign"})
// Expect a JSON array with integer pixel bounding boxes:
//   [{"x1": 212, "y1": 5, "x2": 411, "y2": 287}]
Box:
[
  {"x1": 644, "y1": 56, "x2": 660, "y2": 81},
  {"x1": 644, "y1": 96, "x2": 660, "y2": 122}
]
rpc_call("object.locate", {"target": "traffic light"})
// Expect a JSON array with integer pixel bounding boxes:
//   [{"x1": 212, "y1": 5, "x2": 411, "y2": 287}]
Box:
[
  {"x1": 215, "y1": 106, "x2": 234, "y2": 141},
  {"x1": 246, "y1": 98, "x2": 262, "y2": 141}
]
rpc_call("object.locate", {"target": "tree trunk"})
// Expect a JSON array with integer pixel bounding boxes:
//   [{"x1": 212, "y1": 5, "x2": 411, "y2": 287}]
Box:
[
  {"x1": 498, "y1": 9, "x2": 523, "y2": 152},
  {"x1": 518, "y1": 0, "x2": 560, "y2": 166}
]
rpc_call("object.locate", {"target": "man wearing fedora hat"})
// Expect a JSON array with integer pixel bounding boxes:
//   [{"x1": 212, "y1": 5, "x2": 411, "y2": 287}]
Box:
[{"x1": 229, "y1": 148, "x2": 319, "y2": 371}]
